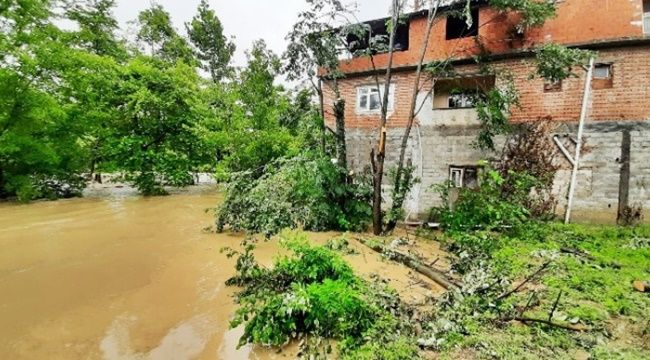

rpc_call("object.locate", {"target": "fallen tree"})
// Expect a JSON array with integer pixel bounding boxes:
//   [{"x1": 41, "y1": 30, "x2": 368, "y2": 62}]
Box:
[{"x1": 354, "y1": 236, "x2": 459, "y2": 291}]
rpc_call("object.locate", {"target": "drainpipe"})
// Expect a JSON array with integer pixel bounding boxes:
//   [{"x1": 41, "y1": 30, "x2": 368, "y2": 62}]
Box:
[{"x1": 564, "y1": 57, "x2": 595, "y2": 224}]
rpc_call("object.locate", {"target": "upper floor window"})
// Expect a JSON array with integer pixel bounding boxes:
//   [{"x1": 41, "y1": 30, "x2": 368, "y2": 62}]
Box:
[
  {"x1": 346, "y1": 19, "x2": 409, "y2": 56},
  {"x1": 434, "y1": 75, "x2": 494, "y2": 109},
  {"x1": 446, "y1": 7, "x2": 479, "y2": 40},
  {"x1": 644, "y1": 1, "x2": 650, "y2": 36},
  {"x1": 356, "y1": 85, "x2": 394, "y2": 113}
]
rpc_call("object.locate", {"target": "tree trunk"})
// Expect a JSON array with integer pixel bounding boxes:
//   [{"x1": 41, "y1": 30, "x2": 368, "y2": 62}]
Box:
[
  {"x1": 334, "y1": 98, "x2": 347, "y2": 170},
  {"x1": 385, "y1": 1, "x2": 442, "y2": 233},
  {"x1": 318, "y1": 78, "x2": 326, "y2": 154},
  {"x1": 371, "y1": 0, "x2": 401, "y2": 235}
]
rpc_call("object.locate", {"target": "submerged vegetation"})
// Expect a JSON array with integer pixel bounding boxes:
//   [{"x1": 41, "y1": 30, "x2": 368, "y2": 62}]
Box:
[{"x1": 223, "y1": 231, "x2": 420, "y2": 359}]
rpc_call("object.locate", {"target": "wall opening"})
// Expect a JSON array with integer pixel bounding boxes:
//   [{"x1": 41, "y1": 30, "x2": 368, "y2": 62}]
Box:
[
  {"x1": 446, "y1": 7, "x2": 479, "y2": 40},
  {"x1": 346, "y1": 18, "x2": 409, "y2": 55},
  {"x1": 433, "y1": 75, "x2": 494, "y2": 109},
  {"x1": 544, "y1": 79, "x2": 562, "y2": 92},
  {"x1": 592, "y1": 63, "x2": 613, "y2": 89}
]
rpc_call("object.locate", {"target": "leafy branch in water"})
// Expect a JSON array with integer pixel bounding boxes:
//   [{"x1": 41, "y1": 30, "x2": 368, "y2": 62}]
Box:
[{"x1": 225, "y1": 231, "x2": 420, "y2": 358}]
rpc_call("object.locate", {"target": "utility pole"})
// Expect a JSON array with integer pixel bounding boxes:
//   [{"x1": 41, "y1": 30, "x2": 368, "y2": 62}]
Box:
[{"x1": 564, "y1": 57, "x2": 595, "y2": 224}]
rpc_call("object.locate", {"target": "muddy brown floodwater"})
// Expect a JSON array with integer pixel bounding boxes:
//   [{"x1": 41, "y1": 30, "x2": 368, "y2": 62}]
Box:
[{"x1": 0, "y1": 186, "x2": 445, "y2": 360}]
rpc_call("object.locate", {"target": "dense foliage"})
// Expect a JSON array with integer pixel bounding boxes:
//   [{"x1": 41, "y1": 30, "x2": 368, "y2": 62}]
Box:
[
  {"x1": 224, "y1": 231, "x2": 420, "y2": 358},
  {"x1": 216, "y1": 154, "x2": 372, "y2": 237},
  {"x1": 0, "y1": 0, "x2": 318, "y2": 199}
]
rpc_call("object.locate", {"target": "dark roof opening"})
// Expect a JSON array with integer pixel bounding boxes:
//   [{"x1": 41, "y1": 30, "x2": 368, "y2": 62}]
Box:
[
  {"x1": 346, "y1": 18, "x2": 410, "y2": 56},
  {"x1": 446, "y1": 7, "x2": 479, "y2": 40}
]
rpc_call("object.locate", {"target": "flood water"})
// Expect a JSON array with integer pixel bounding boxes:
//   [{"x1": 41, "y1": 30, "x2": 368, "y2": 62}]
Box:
[{"x1": 0, "y1": 186, "x2": 444, "y2": 360}]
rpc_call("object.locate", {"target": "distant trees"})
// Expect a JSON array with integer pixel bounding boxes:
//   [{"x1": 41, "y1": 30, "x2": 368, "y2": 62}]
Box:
[{"x1": 0, "y1": 0, "x2": 317, "y2": 200}]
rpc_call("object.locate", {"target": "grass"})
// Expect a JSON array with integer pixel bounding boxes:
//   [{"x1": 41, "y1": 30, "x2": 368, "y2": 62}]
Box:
[{"x1": 435, "y1": 223, "x2": 650, "y2": 359}]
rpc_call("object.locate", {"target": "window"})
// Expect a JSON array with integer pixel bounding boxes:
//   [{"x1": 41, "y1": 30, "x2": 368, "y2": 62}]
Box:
[
  {"x1": 434, "y1": 76, "x2": 494, "y2": 109},
  {"x1": 593, "y1": 64, "x2": 612, "y2": 79},
  {"x1": 356, "y1": 85, "x2": 394, "y2": 113},
  {"x1": 592, "y1": 63, "x2": 613, "y2": 89},
  {"x1": 446, "y1": 7, "x2": 479, "y2": 40},
  {"x1": 643, "y1": 0, "x2": 650, "y2": 36},
  {"x1": 449, "y1": 166, "x2": 479, "y2": 188},
  {"x1": 448, "y1": 92, "x2": 477, "y2": 108}
]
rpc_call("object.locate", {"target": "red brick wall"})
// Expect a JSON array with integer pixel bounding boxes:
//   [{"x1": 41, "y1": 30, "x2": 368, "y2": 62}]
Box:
[
  {"x1": 323, "y1": 45, "x2": 650, "y2": 129},
  {"x1": 337, "y1": 0, "x2": 646, "y2": 74}
]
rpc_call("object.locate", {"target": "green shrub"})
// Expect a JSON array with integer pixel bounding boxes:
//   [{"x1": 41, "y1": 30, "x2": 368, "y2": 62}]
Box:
[{"x1": 431, "y1": 169, "x2": 536, "y2": 231}]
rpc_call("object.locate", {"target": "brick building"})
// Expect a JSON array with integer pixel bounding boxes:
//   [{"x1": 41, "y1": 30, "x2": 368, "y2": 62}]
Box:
[{"x1": 321, "y1": 0, "x2": 650, "y2": 223}]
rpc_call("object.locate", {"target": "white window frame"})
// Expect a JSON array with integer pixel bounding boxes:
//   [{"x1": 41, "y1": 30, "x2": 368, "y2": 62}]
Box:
[
  {"x1": 450, "y1": 167, "x2": 464, "y2": 188},
  {"x1": 449, "y1": 165, "x2": 480, "y2": 188},
  {"x1": 356, "y1": 84, "x2": 395, "y2": 113}
]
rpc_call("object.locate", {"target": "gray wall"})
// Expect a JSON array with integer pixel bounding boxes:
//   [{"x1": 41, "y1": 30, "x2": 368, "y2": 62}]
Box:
[{"x1": 345, "y1": 121, "x2": 650, "y2": 224}]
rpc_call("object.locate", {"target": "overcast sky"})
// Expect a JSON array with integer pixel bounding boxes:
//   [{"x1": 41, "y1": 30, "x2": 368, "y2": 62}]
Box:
[{"x1": 113, "y1": 0, "x2": 395, "y2": 67}]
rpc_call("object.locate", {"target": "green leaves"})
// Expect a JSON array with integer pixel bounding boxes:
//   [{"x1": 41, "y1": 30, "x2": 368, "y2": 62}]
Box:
[
  {"x1": 534, "y1": 44, "x2": 594, "y2": 83},
  {"x1": 226, "y1": 231, "x2": 418, "y2": 358},
  {"x1": 216, "y1": 154, "x2": 372, "y2": 237},
  {"x1": 490, "y1": 0, "x2": 558, "y2": 30},
  {"x1": 186, "y1": 0, "x2": 235, "y2": 83}
]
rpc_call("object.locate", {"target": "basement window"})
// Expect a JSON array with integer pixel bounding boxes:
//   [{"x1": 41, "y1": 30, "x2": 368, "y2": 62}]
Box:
[
  {"x1": 450, "y1": 166, "x2": 479, "y2": 188},
  {"x1": 446, "y1": 7, "x2": 479, "y2": 40},
  {"x1": 643, "y1": 0, "x2": 650, "y2": 36},
  {"x1": 356, "y1": 85, "x2": 394, "y2": 113}
]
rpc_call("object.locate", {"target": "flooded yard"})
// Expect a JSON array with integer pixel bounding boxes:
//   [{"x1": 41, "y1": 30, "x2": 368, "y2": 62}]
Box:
[{"x1": 0, "y1": 187, "x2": 444, "y2": 360}]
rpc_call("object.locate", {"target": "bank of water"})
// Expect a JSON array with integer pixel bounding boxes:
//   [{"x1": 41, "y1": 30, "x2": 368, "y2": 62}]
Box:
[{"x1": 0, "y1": 186, "x2": 444, "y2": 359}]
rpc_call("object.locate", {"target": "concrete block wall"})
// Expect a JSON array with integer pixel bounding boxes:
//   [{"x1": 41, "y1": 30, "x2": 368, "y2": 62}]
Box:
[{"x1": 345, "y1": 121, "x2": 650, "y2": 224}]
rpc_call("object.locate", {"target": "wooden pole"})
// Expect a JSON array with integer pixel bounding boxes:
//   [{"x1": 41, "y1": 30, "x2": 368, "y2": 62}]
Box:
[{"x1": 565, "y1": 57, "x2": 594, "y2": 224}]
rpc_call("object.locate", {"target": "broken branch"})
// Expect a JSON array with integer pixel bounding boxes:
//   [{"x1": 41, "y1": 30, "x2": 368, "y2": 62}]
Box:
[
  {"x1": 496, "y1": 261, "x2": 553, "y2": 301},
  {"x1": 354, "y1": 236, "x2": 459, "y2": 291},
  {"x1": 503, "y1": 316, "x2": 589, "y2": 332}
]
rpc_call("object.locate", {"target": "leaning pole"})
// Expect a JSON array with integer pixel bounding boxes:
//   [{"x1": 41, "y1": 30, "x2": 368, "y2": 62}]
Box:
[{"x1": 565, "y1": 57, "x2": 595, "y2": 224}]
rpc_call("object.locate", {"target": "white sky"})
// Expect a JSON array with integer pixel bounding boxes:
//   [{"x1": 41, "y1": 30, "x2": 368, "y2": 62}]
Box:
[{"x1": 113, "y1": 0, "x2": 395, "y2": 67}]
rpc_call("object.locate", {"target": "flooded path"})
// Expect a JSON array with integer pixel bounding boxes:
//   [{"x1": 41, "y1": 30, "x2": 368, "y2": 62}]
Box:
[{"x1": 0, "y1": 187, "x2": 445, "y2": 360}]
